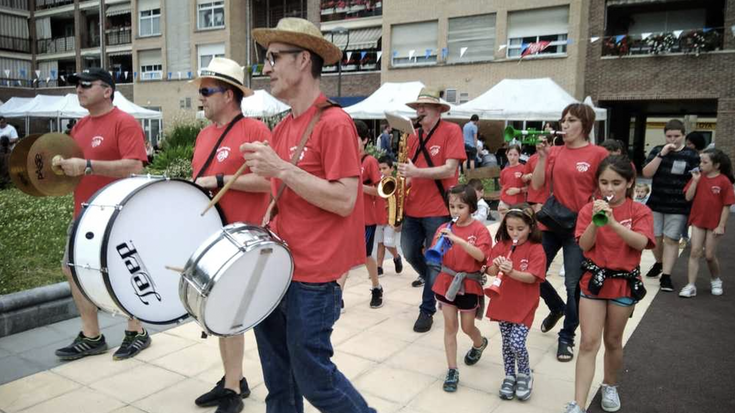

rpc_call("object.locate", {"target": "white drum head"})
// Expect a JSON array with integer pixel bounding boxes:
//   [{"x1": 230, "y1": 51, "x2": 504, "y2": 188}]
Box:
[
  {"x1": 102, "y1": 179, "x2": 223, "y2": 324},
  {"x1": 203, "y1": 242, "x2": 292, "y2": 335}
]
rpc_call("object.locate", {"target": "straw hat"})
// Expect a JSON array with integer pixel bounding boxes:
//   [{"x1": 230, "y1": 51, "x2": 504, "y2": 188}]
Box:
[
  {"x1": 406, "y1": 88, "x2": 451, "y2": 113},
  {"x1": 190, "y1": 57, "x2": 253, "y2": 97},
  {"x1": 252, "y1": 18, "x2": 343, "y2": 66}
]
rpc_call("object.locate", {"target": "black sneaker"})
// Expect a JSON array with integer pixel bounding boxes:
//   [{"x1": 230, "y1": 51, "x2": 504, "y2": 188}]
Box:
[
  {"x1": 645, "y1": 262, "x2": 663, "y2": 278},
  {"x1": 413, "y1": 312, "x2": 433, "y2": 333},
  {"x1": 464, "y1": 337, "x2": 488, "y2": 366},
  {"x1": 113, "y1": 329, "x2": 151, "y2": 360},
  {"x1": 541, "y1": 311, "x2": 565, "y2": 333},
  {"x1": 411, "y1": 276, "x2": 424, "y2": 287},
  {"x1": 377, "y1": 266, "x2": 384, "y2": 276},
  {"x1": 55, "y1": 332, "x2": 108, "y2": 360},
  {"x1": 370, "y1": 287, "x2": 383, "y2": 309},
  {"x1": 215, "y1": 389, "x2": 244, "y2": 413},
  {"x1": 660, "y1": 274, "x2": 674, "y2": 292},
  {"x1": 394, "y1": 256, "x2": 403, "y2": 273},
  {"x1": 195, "y1": 376, "x2": 251, "y2": 407},
  {"x1": 443, "y1": 368, "x2": 459, "y2": 392}
]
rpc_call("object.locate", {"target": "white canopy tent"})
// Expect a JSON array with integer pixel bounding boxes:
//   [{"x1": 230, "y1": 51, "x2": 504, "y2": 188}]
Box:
[
  {"x1": 0, "y1": 92, "x2": 162, "y2": 120},
  {"x1": 345, "y1": 81, "x2": 458, "y2": 120},
  {"x1": 453, "y1": 78, "x2": 607, "y2": 121},
  {"x1": 241, "y1": 90, "x2": 290, "y2": 118},
  {"x1": 0, "y1": 97, "x2": 33, "y2": 117}
]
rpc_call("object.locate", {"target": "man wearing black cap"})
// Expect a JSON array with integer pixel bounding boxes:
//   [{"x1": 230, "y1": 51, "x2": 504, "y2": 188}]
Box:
[{"x1": 52, "y1": 68, "x2": 151, "y2": 361}]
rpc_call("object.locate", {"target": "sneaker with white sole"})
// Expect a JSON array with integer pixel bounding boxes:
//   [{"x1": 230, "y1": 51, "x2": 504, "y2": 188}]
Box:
[
  {"x1": 711, "y1": 278, "x2": 723, "y2": 296},
  {"x1": 562, "y1": 401, "x2": 586, "y2": 413},
  {"x1": 498, "y1": 375, "x2": 516, "y2": 400},
  {"x1": 600, "y1": 383, "x2": 621, "y2": 412},
  {"x1": 678, "y1": 283, "x2": 697, "y2": 298},
  {"x1": 515, "y1": 372, "x2": 533, "y2": 401}
]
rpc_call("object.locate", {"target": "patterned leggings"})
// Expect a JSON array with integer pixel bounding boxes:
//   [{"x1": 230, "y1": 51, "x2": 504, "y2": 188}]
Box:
[{"x1": 499, "y1": 321, "x2": 530, "y2": 376}]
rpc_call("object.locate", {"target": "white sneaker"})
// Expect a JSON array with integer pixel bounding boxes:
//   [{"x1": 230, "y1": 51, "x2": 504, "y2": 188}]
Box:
[
  {"x1": 678, "y1": 283, "x2": 697, "y2": 298},
  {"x1": 562, "y1": 401, "x2": 585, "y2": 413},
  {"x1": 711, "y1": 278, "x2": 723, "y2": 296},
  {"x1": 600, "y1": 383, "x2": 621, "y2": 412}
]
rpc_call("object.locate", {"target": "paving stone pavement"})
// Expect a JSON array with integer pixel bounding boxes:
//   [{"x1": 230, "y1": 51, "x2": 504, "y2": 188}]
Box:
[{"x1": 0, "y1": 223, "x2": 661, "y2": 413}]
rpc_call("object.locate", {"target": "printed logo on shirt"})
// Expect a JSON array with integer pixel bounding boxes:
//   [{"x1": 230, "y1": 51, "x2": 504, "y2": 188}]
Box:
[
  {"x1": 620, "y1": 218, "x2": 633, "y2": 229},
  {"x1": 712, "y1": 186, "x2": 722, "y2": 195},
  {"x1": 519, "y1": 259, "x2": 529, "y2": 271},
  {"x1": 430, "y1": 145, "x2": 441, "y2": 157},
  {"x1": 466, "y1": 235, "x2": 477, "y2": 245},
  {"x1": 216, "y1": 146, "x2": 231, "y2": 162},
  {"x1": 514, "y1": 171, "x2": 523, "y2": 179},
  {"x1": 91, "y1": 136, "x2": 104, "y2": 148},
  {"x1": 576, "y1": 162, "x2": 591, "y2": 172},
  {"x1": 289, "y1": 145, "x2": 308, "y2": 162}
]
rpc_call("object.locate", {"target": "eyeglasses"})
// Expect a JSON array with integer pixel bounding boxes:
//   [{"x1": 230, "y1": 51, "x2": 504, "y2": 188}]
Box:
[
  {"x1": 77, "y1": 81, "x2": 109, "y2": 89},
  {"x1": 264, "y1": 49, "x2": 304, "y2": 68},
  {"x1": 198, "y1": 87, "x2": 227, "y2": 97}
]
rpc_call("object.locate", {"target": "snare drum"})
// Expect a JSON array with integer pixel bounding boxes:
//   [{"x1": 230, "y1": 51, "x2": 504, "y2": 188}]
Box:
[
  {"x1": 68, "y1": 176, "x2": 225, "y2": 324},
  {"x1": 180, "y1": 223, "x2": 294, "y2": 337}
]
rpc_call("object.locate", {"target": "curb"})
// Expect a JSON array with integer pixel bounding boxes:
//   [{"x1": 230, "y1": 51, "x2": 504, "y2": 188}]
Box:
[{"x1": 0, "y1": 282, "x2": 79, "y2": 338}]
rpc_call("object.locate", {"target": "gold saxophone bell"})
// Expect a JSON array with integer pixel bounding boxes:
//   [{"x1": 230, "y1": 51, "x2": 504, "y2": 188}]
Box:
[{"x1": 377, "y1": 131, "x2": 409, "y2": 227}]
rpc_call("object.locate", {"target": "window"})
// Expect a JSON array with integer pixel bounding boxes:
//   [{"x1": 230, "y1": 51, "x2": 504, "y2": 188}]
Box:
[
  {"x1": 447, "y1": 14, "x2": 496, "y2": 63},
  {"x1": 197, "y1": 43, "x2": 225, "y2": 70},
  {"x1": 139, "y1": 49, "x2": 163, "y2": 80},
  {"x1": 139, "y1": 9, "x2": 161, "y2": 37},
  {"x1": 507, "y1": 6, "x2": 569, "y2": 58},
  {"x1": 391, "y1": 21, "x2": 438, "y2": 66},
  {"x1": 198, "y1": 1, "x2": 225, "y2": 29}
]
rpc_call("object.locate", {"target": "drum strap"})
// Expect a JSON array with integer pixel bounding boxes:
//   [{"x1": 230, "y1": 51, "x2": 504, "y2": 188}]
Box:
[
  {"x1": 264, "y1": 100, "x2": 339, "y2": 224},
  {"x1": 193, "y1": 113, "x2": 244, "y2": 181}
]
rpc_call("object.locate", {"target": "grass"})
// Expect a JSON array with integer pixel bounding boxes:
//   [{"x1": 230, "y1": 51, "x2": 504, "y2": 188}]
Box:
[{"x1": 0, "y1": 188, "x2": 73, "y2": 295}]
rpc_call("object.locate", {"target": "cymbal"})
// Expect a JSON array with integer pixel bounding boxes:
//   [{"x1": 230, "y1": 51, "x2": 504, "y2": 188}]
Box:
[
  {"x1": 27, "y1": 133, "x2": 83, "y2": 196},
  {"x1": 9, "y1": 134, "x2": 44, "y2": 196}
]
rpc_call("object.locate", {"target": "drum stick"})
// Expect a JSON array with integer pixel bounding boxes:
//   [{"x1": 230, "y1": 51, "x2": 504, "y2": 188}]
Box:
[
  {"x1": 165, "y1": 265, "x2": 185, "y2": 273},
  {"x1": 201, "y1": 162, "x2": 249, "y2": 216}
]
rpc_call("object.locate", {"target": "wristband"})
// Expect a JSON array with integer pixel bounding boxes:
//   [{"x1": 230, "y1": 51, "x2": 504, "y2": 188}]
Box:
[
  {"x1": 656, "y1": 153, "x2": 664, "y2": 159},
  {"x1": 216, "y1": 173, "x2": 224, "y2": 188}
]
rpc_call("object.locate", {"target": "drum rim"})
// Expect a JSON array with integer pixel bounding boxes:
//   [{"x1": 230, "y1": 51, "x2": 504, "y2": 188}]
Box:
[{"x1": 71, "y1": 176, "x2": 225, "y2": 324}]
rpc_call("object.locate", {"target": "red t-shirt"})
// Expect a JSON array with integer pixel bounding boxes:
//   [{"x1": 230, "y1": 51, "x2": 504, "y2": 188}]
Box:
[
  {"x1": 545, "y1": 144, "x2": 609, "y2": 213},
  {"x1": 361, "y1": 154, "x2": 381, "y2": 226},
  {"x1": 432, "y1": 219, "x2": 492, "y2": 297},
  {"x1": 485, "y1": 240, "x2": 546, "y2": 328},
  {"x1": 500, "y1": 163, "x2": 526, "y2": 205},
  {"x1": 269, "y1": 95, "x2": 364, "y2": 282},
  {"x1": 684, "y1": 174, "x2": 735, "y2": 229},
  {"x1": 192, "y1": 118, "x2": 271, "y2": 225},
  {"x1": 405, "y1": 120, "x2": 466, "y2": 218},
  {"x1": 525, "y1": 154, "x2": 549, "y2": 204},
  {"x1": 575, "y1": 198, "x2": 655, "y2": 299},
  {"x1": 71, "y1": 107, "x2": 148, "y2": 217}
]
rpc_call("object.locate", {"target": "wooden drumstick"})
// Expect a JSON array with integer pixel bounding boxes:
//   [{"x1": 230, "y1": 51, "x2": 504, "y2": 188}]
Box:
[
  {"x1": 165, "y1": 265, "x2": 185, "y2": 273},
  {"x1": 201, "y1": 162, "x2": 249, "y2": 216}
]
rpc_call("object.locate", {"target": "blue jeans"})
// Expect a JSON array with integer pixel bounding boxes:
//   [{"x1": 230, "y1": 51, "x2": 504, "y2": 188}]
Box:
[
  {"x1": 401, "y1": 215, "x2": 451, "y2": 316},
  {"x1": 540, "y1": 230, "x2": 584, "y2": 345},
  {"x1": 253, "y1": 281, "x2": 375, "y2": 413}
]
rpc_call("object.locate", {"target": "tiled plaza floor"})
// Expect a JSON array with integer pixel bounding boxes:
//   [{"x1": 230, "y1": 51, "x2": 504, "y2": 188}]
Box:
[{"x1": 0, "y1": 223, "x2": 661, "y2": 413}]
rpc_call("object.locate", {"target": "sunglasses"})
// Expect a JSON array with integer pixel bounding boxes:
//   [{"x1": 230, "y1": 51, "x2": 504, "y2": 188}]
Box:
[
  {"x1": 77, "y1": 81, "x2": 110, "y2": 89},
  {"x1": 198, "y1": 86, "x2": 227, "y2": 97},
  {"x1": 264, "y1": 49, "x2": 304, "y2": 67}
]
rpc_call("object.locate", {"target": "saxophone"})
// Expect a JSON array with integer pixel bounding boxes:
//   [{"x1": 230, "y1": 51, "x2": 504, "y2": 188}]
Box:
[{"x1": 377, "y1": 132, "x2": 407, "y2": 227}]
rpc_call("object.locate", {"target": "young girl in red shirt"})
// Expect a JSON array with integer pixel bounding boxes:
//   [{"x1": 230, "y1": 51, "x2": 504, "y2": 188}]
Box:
[
  {"x1": 499, "y1": 145, "x2": 527, "y2": 219},
  {"x1": 680, "y1": 148, "x2": 735, "y2": 298},
  {"x1": 430, "y1": 185, "x2": 492, "y2": 393},
  {"x1": 485, "y1": 204, "x2": 546, "y2": 402},
  {"x1": 563, "y1": 155, "x2": 655, "y2": 413}
]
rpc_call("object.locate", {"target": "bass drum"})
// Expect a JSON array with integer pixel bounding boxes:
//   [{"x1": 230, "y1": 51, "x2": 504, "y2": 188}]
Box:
[{"x1": 68, "y1": 176, "x2": 225, "y2": 324}]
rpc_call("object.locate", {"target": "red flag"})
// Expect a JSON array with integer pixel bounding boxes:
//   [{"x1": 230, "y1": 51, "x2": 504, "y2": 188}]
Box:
[{"x1": 521, "y1": 41, "x2": 551, "y2": 57}]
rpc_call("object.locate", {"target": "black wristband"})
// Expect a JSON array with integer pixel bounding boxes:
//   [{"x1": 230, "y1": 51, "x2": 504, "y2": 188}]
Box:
[
  {"x1": 656, "y1": 153, "x2": 664, "y2": 159},
  {"x1": 216, "y1": 173, "x2": 224, "y2": 188}
]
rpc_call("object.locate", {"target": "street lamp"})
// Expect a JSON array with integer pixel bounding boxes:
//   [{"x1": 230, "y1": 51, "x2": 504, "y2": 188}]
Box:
[{"x1": 330, "y1": 27, "x2": 349, "y2": 98}]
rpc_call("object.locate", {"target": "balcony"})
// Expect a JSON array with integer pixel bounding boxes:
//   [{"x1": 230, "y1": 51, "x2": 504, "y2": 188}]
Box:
[
  {"x1": 106, "y1": 27, "x2": 132, "y2": 46},
  {"x1": 0, "y1": 0, "x2": 29, "y2": 10},
  {"x1": 37, "y1": 36, "x2": 75, "y2": 54},
  {"x1": 0, "y1": 35, "x2": 31, "y2": 53},
  {"x1": 602, "y1": 27, "x2": 725, "y2": 57},
  {"x1": 320, "y1": 0, "x2": 382, "y2": 23},
  {"x1": 34, "y1": 0, "x2": 73, "y2": 10}
]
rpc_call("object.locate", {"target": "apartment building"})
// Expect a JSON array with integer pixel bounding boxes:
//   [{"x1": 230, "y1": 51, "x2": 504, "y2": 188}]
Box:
[
  {"x1": 1, "y1": 0, "x2": 34, "y2": 98},
  {"x1": 584, "y1": 0, "x2": 735, "y2": 165}
]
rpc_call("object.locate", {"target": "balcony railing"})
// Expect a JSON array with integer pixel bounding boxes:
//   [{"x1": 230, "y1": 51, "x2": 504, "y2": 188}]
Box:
[
  {"x1": 0, "y1": 0, "x2": 29, "y2": 10},
  {"x1": 602, "y1": 27, "x2": 725, "y2": 57},
  {"x1": 0, "y1": 35, "x2": 31, "y2": 53},
  {"x1": 37, "y1": 36, "x2": 75, "y2": 54},
  {"x1": 320, "y1": 0, "x2": 382, "y2": 23},
  {"x1": 106, "y1": 27, "x2": 132, "y2": 46},
  {"x1": 85, "y1": 35, "x2": 100, "y2": 49},
  {"x1": 34, "y1": 0, "x2": 73, "y2": 10}
]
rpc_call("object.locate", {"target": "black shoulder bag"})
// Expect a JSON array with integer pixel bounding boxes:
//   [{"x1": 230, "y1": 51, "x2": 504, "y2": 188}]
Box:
[
  {"x1": 536, "y1": 148, "x2": 579, "y2": 235},
  {"x1": 411, "y1": 120, "x2": 447, "y2": 201},
  {"x1": 192, "y1": 113, "x2": 244, "y2": 181}
]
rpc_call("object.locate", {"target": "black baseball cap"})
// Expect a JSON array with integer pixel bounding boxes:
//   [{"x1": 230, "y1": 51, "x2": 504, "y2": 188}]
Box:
[{"x1": 69, "y1": 68, "x2": 116, "y2": 91}]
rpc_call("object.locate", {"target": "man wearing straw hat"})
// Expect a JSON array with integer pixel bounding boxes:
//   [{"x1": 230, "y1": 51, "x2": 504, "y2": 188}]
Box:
[
  {"x1": 400, "y1": 88, "x2": 466, "y2": 333},
  {"x1": 241, "y1": 18, "x2": 374, "y2": 413},
  {"x1": 189, "y1": 57, "x2": 272, "y2": 413}
]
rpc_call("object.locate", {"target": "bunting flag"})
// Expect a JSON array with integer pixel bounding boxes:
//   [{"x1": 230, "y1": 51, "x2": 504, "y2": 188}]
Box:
[
  {"x1": 177, "y1": 71, "x2": 182, "y2": 79},
  {"x1": 252, "y1": 64, "x2": 258, "y2": 74},
  {"x1": 60, "y1": 75, "x2": 65, "y2": 81},
  {"x1": 124, "y1": 71, "x2": 129, "y2": 79},
  {"x1": 377, "y1": 51, "x2": 383, "y2": 62},
  {"x1": 35, "y1": 69, "x2": 41, "y2": 78},
  {"x1": 498, "y1": 44, "x2": 507, "y2": 51},
  {"x1": 641, "y1": 32, "x2": 652, "y2": 40},
  {"x1": 3, "y1": 69, "x2": 9, "y2": 77},
  {"x1": 109, "y1": 71, "x2": 113, "y2": 78},
  {"x1": 17, "y1": 80, "x2": 22, "y2": 86},
  {"x1": 590, "y1": 37, "x2": 600, "y2": 43},
  {"x1": 360, "y1": 51, "x2": 367, "y2": 60},
  {"x1": 391, "y1": 50, "x2": 398, "y2": 60},
  {"x1": 20, "y1": 69, "x2": 26, "y2": 78},
  {"x1": 460, "y1": 47, "x2": 468, "y2": 57},
  {"x1": 188, "y1": 71, "x2": 192, "y2": 78},
  {"x1": 702, "y1": 27, "x2": 712, "y2": 33},
  {"x1": 32, "y1": 79, "x2": 38, "y2": 84},
  {"x1": 424, "y1": 48, "x2": 432, "y2": 59},
  {"x1": 50, "y1": 69, "x2": 57, "y2": 78},
  {"x1": 441, "y1": 47, "x2": 448, "y2": 60},
  {"x1": 672, "y1": 30, "x2": 683, "y2": 38},
  {"x1": 346, "y1": 51, "x2": 353, "y2": 62},
  {"x1": 167, "y1": 72, "x2": 172, "y2": 79},
  {"x1": 133, "y1": 71, "x2": 137, "y2": 79},
  {"x1": 521, "y1": 41, "x2": 551, "y2": 57},
  {"x1": 408, "y1": 49, "x2": 415, "y2": 61},
  {"x1": 615, "y1": 34, "x2": 626, "y2": 44},
  {"x1": 46, "y1": 77, "x2": 51, "y2": 83}
]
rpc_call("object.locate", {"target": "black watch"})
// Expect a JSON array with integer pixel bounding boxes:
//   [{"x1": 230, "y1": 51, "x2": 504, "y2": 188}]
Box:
[
  {"x1": 84, "y1": 159, "x2": 93, "y2": 175},
  {"x1": 216, "y1": 173, "x2": 225, "y2": 188}
]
